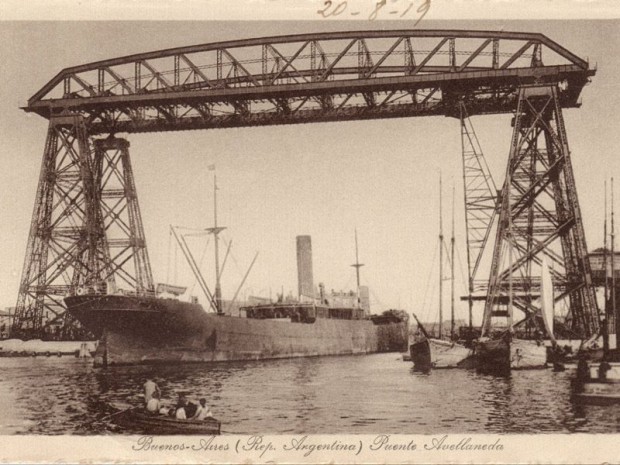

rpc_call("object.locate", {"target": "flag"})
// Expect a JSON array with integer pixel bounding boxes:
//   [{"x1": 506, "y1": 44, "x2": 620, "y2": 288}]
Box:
[{"x1": 207, "y1": 164, "x2": 216, "y2": 171}]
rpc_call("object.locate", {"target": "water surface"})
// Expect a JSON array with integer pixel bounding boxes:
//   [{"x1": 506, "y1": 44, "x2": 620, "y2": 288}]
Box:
[{"x1": 0, "y1": 353, "x2": 616, "y2": 435}]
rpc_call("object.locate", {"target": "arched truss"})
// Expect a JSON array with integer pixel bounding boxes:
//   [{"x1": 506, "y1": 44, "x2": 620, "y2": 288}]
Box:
[{"x1": 25, "y1": 30, "x2": 594, "y2": 134}]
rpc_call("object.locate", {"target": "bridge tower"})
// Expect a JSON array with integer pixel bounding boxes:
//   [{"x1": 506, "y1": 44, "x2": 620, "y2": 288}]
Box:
[
  {"x1": 11, "y1": 115, "x2": 153, "y2": 339},
  {"x1": 482, "y1": 84, "x2": 599, "y2": 338}
]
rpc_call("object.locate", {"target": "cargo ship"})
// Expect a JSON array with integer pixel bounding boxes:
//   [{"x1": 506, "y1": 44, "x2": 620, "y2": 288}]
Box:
[
  {"x1": 65, "y1": 234, "x2": 407, "y2": 366},
  {"x1": 65, "y1": 292, "x2": 407, "y2": 366},
  {"x1": 65, "y1": 170, "x2": 407, "y2": 366}
]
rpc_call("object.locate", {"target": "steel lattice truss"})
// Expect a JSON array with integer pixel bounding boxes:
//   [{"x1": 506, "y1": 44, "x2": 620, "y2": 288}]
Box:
[
  {"x1": 482, "y1": 85, "x2": 598, "y2": 338},
  {"x1": 25, "y1": 30, "x2": 593, "y2": 134},
  {"x1": 93, "y1": 137, "x2": 154, "y2": 294},
  {"x1": 13, "y1": 30, "x2": 598, "y2": 339},
  {"x1": 459, "y1": 102, "x2": 499, "y2": 322},
  {"x1": 13, "y1": 116, "x2": 93, "y2": 338}
]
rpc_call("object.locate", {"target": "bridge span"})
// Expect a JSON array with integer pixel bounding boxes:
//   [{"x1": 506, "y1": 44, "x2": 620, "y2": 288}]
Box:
[{"x1": 25, "y1": 30, "x2": 593, "y2": 133}]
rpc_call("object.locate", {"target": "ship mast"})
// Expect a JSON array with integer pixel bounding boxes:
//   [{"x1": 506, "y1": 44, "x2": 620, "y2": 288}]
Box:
[
  {"x1": 351, "y1": 228, "x2": 365, "y2": 309},
  {"x1": 451, "y1": 184, "x2": 456, "y2": 339},
  {"x1": 439, "y1": 172, "x2": 444, "y2": 340},
  {"x1": 206, "y1": 167, "x2": 226, "y2": 314},
  {"x1": 604, "y1": 180, "x2": 609, "y2": 316},
  {"x1": 612, "y1": 177, "x2": 618, "y2": 350}
]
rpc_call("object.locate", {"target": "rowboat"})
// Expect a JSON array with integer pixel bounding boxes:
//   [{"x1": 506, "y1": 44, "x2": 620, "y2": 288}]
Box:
[{"x1": 114, "y1": 408, "x2": 221, "y2": 435}]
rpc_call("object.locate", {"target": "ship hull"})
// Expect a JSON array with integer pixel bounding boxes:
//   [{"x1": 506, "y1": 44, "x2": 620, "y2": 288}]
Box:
[
  {"x1": 409, "y1": 338, "x2": 474, "y2": 371},
  {"x1": 476, "y1": 336, "x2": 547, "y2": 373},
  {"x1": 428, "y1": 339, "x2": 475, "y2": 369},
  {"x1": 65, "y1": 295, "x2": 407, "y2": 366},
  {"x1": 511, "y1": 339, "x2": 547, "y2": 370},
  {"x1": 475, "y1": 336, "x2": 510, "y2": 375},
  {"x1": 409, "y1": 339, "x2": 431, "y2": 372}
]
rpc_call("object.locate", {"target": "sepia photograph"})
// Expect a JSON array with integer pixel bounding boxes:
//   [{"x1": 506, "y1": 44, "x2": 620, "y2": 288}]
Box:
[{"x1": 0, "y1": 1, "x2": 619, "y2": 463}]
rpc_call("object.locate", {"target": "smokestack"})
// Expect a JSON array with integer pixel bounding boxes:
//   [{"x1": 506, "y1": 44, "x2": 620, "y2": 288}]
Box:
[{"x1": 296, "y1": 235, "x2": 314, "y2": 301}]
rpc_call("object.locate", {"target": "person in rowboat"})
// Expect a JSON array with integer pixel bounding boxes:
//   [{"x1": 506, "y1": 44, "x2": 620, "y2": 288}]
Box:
[
  {"x1": 146, "y1": 391, "x2": 161, "y2": 414},
  {"x1": 175, "y1": 405, "x2": 187, "y2": 419},
  {"x1": 174, "y1": 394, "x2": 188, "y2": 419},
  {"x1": 159, "y1": 406, "x2": 173, "y2": 416},
  {"x1": 185, "y1": 398, "x2": 198, "y2": 418},
  {"x1": 191, "y1": 398, "x2": 213, "y2": 420},
  {"x1": 143, "y1": 379, "x2": 160, "y2": 405}
]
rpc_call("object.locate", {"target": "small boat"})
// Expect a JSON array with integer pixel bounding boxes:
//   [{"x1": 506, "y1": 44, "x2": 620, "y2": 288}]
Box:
[
  {"x1": 409, "y1": 322, "x2": 432, "y2": 373},
  {"x1": 511, "y1": 338, "x2": 547, "y2": 370},
  {"x1": 475, "y1": 332, "x2": 511, "y2": 375},
  {"x1": 476, "y1": 257, "x2": 554, "y2": 373},
  {"x1": 428, "y1": 338, "x2": 475, "y2": 368},
  {"x1": 409, "y1": 178, "x2": 474, "y2": 371},
  {"x1": 409, "y1": 314, "x2": 476, "y2": 371},
  {"x1": 114, "y1": 408, "x2": 221, "y2": 435},
  {"x1": 476, "y1": 330, "x2": 548, "y2": 373}
]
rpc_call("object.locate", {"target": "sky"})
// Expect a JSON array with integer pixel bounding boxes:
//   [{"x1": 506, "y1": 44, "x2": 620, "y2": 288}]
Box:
[{"x1": 0, "y1": 17, "x2": 618, "y2": 326}]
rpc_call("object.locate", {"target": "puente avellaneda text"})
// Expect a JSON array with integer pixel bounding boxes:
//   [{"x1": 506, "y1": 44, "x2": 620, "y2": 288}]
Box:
[{"x1": 13, "y1": 30, "x2": 600, "y2": 341}]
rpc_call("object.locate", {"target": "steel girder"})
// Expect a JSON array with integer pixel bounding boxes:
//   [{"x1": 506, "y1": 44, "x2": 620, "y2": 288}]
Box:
[
  {"x1": 482, "y1": 84, "x2": 599, "y2": 339},
  {"x1": 24, "y1": 30, "x2": 594, "y2": 134}
]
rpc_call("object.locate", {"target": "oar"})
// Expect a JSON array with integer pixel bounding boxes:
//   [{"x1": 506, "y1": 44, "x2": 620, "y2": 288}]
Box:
[
  {"x1": 78, "y1": 407, "x2": 134, "y2": 428},
  {"x1": 99, "y1": 407, "x2": 134, "y2": 422}
]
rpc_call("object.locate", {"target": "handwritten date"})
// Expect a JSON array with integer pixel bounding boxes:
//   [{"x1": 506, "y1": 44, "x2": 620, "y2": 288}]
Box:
[{"x1": 317, "y1": 0, "x2": 431, "y2": 24}]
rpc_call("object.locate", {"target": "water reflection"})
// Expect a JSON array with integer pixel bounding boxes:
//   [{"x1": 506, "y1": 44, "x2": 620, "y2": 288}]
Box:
[{"x1": 0, "y1": 354, "x2": 619, "y2": 434}]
